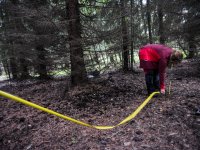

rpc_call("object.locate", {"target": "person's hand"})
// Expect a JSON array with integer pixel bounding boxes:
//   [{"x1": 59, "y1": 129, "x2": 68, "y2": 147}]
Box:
[{"x1": 160, "y1": 88, "x2": 165, "y2": 94}]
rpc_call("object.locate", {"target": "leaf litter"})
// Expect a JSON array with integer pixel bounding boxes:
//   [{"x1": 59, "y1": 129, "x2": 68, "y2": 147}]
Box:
[{"x1": 0, "y1": 59, "x2": 200, "y2": 150}]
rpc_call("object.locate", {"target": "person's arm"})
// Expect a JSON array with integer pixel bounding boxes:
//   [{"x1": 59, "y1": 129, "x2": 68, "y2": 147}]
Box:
[{"x1": 159, "y1": 59, "x2": 168, "y2": 93}]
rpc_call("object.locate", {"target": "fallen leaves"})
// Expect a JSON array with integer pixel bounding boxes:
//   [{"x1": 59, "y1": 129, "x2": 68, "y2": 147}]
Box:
[{"x1": 0, "y1": 60, "x2": 200, "y2": 149}]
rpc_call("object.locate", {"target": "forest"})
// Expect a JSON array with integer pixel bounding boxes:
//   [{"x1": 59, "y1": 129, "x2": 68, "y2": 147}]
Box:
[{"x1": 0, "y1": 0, "x2": 200, "y2": 150}]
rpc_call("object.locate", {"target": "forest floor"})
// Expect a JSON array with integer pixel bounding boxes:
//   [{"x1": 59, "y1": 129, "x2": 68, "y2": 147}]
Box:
[{"x1": 0, "y1": 59, "x2": 200, "y2": 150}]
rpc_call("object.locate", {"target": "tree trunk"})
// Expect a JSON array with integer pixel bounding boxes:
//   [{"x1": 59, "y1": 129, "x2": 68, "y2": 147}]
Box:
[
  {"x1": 93, "y1": 46, "x2": 101, "y2": 70},
  {"x1": 187, "y1": 35, "x2": 196, "y2": 58},
  {"x1": 1, "y1": 55, "x2": 10, "y2": 80},
  {"x1": 130, "y1": 0, "x2": 135, "y2": 70},
  {"x1": 9, "y1": 50, "x2": 18, "y2": 80},
  {"x1": 121, "y1": 0, "x2": 129, "y2": 71},
  {"x1": 36, "y1": 45, "x2": 49, "y2": 79},
  {"x1": 158, "y1": 2, "x2": 165, "y2": 44},
  {"x1": 19, "y1": 57, "x2": 29, "y2": 79},
  {"x1": 140, "y1": 0, "x2": 147, "y2": 35},
  {"x1": 66, "y1": 0, "x2": 87, "y2": 86},
  {"x1": 147, "y1": 0, "x2": 153, "y2": 44}
]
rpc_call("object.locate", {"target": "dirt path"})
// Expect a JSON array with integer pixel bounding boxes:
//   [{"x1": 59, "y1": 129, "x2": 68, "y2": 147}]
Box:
[{"x1": 0, "y1": 60, "x2": 199, "y2": 150}]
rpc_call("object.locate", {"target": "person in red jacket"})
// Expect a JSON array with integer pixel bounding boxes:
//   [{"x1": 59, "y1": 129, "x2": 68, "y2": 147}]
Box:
[{"x1": 139, "y1": 44, "x2": 183, "y2": 95}]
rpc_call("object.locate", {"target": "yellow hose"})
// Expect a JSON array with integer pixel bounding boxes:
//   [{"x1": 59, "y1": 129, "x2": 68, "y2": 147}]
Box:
[{"x1": 0, "y1": 90, "x2": 159, "y2": 130}]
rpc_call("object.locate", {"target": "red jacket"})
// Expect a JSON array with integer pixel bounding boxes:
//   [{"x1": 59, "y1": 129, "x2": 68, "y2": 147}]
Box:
[{"x1": 139, "y1": 44, "x2": 173, "y2": 89}]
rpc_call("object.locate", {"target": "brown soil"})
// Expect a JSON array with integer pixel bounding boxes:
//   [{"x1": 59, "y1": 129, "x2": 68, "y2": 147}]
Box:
[{"x1": 0, "y1": 59, "x2": 200, "y2": 150}]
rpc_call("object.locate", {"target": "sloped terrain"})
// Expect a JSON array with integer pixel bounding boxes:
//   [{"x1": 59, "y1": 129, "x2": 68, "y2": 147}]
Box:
[{"x1": 0, "y1": 60, "x2": 200, "y2": 150}]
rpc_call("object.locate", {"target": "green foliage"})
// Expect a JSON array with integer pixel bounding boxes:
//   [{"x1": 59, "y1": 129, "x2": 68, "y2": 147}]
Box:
[{"x1": 0, "y1": 0, "x2": 199, "y2": 80}]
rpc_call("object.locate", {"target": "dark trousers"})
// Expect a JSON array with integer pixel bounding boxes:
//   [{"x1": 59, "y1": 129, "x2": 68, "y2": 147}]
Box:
[{"x1": 145, "y1": 70, "x2": 160, "y2": 95}]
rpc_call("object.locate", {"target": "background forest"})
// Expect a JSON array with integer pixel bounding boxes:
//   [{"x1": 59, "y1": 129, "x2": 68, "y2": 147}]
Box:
[
  {"x1": 0, "y1": 0, "x2": 199, "y2": 84},
  {"x1": 0, "y1": 1, "x2": 200, "y2": 150}
]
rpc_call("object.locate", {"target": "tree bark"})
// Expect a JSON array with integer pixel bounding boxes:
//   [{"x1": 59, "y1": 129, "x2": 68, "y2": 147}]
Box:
[
  {"x1": 147, "y1": 0, "x2": 153, "y2": 44},
  {"x1": 130, "y1": 0, "x2": 135, "y2": 70},
  {"x1": 158, "y1": 2, "x2": 165, "y2": 44},
  {"x1": 121, "y1": 0, "x2": 129, "y2": 71},
  {"x1": 9, "y1": 48, "x2": 18, "y2": 80},
  {"x1": 36, "y1": 45, "x2": 49, "y2": 79},
  {"x1": 66, "y1": 0, "x2": 87, "y2": 86},
  {"x1": 19, "y1": 56, "x2": 29, "y2": 79},
  {"x1": 140, "y1": 0, "x2": 147, "y2": 35},
  {"x1": 187, "y1": 35, "x2": 196, "y2": 58}
]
